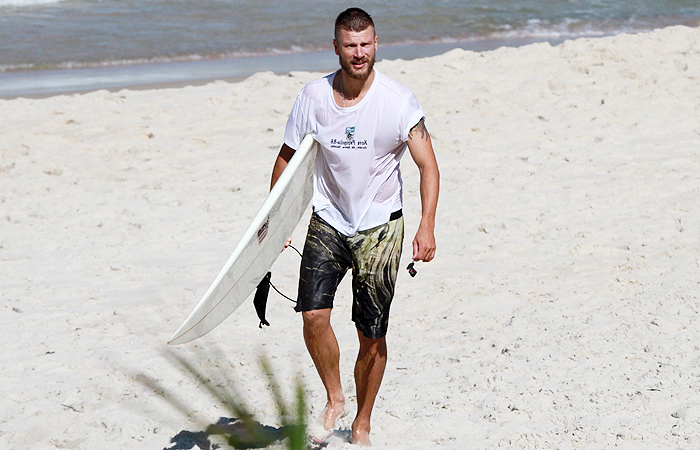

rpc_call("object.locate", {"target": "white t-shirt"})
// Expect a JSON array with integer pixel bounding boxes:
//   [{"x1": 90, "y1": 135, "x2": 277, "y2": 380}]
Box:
[{"x1": 283, "y1": 69, "x2": 425, "y2": 236}]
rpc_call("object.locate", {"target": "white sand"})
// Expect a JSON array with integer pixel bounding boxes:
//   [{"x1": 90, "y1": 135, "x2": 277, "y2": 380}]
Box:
[{"x1": 1, "y1": 25, "x2": 699, "y2": 450}]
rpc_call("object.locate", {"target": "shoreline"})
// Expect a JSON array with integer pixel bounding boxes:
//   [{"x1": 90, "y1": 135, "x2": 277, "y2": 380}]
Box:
[{"x1": 0, "y1": 36, "x2": 572, "y2": 99}]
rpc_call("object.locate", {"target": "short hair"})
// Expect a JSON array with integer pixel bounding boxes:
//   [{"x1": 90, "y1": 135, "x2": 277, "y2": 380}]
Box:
[{"x1": 335, "y1": 8, "x2": 375, "y2": 39}]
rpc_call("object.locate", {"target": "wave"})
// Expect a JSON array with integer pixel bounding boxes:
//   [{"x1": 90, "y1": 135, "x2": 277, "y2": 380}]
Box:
[
  {"x1": 485, "y1": 18, "x2": 655, "y2": 41},
  {"x1": 0, "y1": 46, "x2": 329, "y2": 73},
  {"x1": 393, "y1": 15, "x2": 698, "y2": 50},
  {"x1": 0, "y1": 0, "x2": 64, "y2": 7}
]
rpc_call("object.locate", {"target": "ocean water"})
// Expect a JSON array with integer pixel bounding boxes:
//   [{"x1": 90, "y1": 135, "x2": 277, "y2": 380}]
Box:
[{"x1": 1, "y1": 0, "x2": 698, "y2": 96}]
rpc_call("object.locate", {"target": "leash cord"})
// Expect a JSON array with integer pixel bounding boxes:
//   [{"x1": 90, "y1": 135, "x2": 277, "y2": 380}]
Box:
[{"x1": 267, "y1": 243, "x2": 302, "y2": 303}]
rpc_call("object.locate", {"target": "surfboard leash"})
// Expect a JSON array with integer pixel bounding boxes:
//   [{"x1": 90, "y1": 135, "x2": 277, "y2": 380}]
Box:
[
  {"x1": 267, "y1": 279, "x2": 296, "y2": 304},
  {"x1": 253, "y1": 244, "x2": 303, "y2": 328},
  {"x1": 267, "y1": 244, "x2": 302, "y2": 303}
]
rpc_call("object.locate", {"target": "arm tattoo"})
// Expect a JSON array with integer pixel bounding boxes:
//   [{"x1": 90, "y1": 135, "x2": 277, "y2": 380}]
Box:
[{"x1": 409, "y1": 118, "x2": 429, "y2": 141}]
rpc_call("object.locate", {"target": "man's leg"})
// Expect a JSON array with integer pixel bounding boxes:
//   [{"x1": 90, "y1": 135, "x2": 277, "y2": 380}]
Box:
[
  {"x1": 351, "y1": 330, "x2": 387, "y2": 446},
  {"x1": 347, "y1": 217, "x2": 402, "y2": 445},
  {"x1": 302, "y1": 308, "x2": 346, "y2": 433}
]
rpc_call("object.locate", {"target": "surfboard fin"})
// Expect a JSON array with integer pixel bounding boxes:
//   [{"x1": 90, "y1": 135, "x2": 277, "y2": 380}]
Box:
[{"x1": 254, "y1": 272, "x2": 272, "y2": 328}]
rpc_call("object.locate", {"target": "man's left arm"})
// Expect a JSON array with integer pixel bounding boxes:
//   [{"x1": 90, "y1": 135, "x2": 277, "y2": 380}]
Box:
[{"x1": 407, "y1": 118, "x2": 440, "y2": 262}]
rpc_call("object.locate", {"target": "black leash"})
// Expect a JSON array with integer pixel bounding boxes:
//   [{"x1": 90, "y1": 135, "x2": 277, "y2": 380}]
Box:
[
  {"x1": 268, "y1": 244, "x2": 302, "y2": 303},
  {"x1": 267, "y1": 279, "x2": 296, "y2": 303},
  {"x1": 253, "y1": 244, "x2": 302, "y2": 328}
]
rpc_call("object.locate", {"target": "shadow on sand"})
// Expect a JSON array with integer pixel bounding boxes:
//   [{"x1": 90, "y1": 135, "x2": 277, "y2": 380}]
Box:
[
  {"x1": 164, "y1": 417, "x2": 352, "y2": 450},
  {"x1": 165, "y1": 416, "x2": 286, "y2": 450}
]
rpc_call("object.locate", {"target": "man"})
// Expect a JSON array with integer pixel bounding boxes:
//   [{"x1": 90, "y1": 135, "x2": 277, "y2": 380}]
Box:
[{"x1": 270, "y1": 8, "x2": 439, "y2": 446}]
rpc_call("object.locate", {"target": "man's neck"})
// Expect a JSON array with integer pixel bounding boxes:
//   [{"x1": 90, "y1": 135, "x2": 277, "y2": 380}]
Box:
[{"x1": 338, "y1": 69, "x2": 375, "y2": 104}]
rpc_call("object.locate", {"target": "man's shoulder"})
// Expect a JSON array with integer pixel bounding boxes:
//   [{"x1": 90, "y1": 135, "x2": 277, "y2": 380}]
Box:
[
  {"x1": 298, "y1": 72, "x2": 334, "y2": 99},
  {"x1": 374, "y1": 70, "x2": 415, "y2": 99}
]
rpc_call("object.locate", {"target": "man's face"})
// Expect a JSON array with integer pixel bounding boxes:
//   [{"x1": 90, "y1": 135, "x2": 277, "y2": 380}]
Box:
[{"x1": 334, "y1": 26, "x2": 377, "y2": 80}]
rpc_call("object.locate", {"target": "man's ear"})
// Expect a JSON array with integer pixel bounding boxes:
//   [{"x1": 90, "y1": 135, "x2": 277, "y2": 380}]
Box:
[{"x1": 333, "y1": 39, "x2": 339, "y2": 56}]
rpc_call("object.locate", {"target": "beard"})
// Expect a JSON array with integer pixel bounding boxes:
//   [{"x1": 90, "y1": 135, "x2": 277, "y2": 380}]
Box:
[{"x1": 340, "y1": 53, "x2": 376, "y2": 80}]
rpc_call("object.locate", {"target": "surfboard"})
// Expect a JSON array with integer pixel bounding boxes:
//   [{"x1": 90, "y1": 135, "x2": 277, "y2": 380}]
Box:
[{"x1": 168, "y1": 134, "x2": 318, "y2": 345}]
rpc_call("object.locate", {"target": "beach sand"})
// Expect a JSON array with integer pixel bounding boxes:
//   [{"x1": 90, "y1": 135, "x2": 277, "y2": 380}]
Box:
[{"x1": 1, "y1": 25, "x2": 699, "y2": 449}]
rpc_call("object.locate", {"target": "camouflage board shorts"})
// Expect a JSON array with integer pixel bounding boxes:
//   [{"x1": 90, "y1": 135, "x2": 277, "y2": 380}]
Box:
[{"x1": 296, "y1": 211, "x2": 404, "y2": 339}]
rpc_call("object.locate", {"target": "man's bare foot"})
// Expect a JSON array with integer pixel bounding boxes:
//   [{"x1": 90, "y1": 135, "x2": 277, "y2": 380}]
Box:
[
  {"x1": 350, "y1": 426, "x2": 372, "y2": 447},
  {"x1": 322, "y1": 398, "x2": 347, "y2": 430},
  {"x1": 309, "y1": 399, "x2": 346, "y2": 441}
]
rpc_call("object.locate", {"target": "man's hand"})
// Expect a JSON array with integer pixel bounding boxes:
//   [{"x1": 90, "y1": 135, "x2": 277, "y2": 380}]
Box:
[{"x1": 412, "y1": 223, "x2": 436, "y2": 262}]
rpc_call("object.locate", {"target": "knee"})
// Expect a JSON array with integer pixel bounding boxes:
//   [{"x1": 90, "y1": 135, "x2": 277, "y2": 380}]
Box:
[
  {"x1": 302, "y1": 309, "x2": 332, "y2": 334},
  {"x1": 358, "y1": 334, "x2": 387, "y2": 358}
]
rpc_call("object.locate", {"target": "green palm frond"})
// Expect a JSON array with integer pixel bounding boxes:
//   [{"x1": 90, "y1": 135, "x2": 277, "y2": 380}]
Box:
[{"x1": 141, "y1": 351, "x2": 309, "y2": 450}]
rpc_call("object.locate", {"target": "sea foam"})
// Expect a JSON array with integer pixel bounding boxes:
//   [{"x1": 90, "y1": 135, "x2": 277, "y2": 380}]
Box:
[{"x1": 0, "y1": 0, "x2": 63, "y2": 7}]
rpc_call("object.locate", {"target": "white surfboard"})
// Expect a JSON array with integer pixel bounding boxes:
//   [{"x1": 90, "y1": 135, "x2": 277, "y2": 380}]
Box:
[{"x1": 168, "y1": 134, "x2": 317, "y2": 345}]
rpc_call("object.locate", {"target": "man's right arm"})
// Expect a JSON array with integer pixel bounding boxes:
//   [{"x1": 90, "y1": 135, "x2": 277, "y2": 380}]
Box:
[{"x1": 270, "y1": 143, "x2": 296, "y2": 190}]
